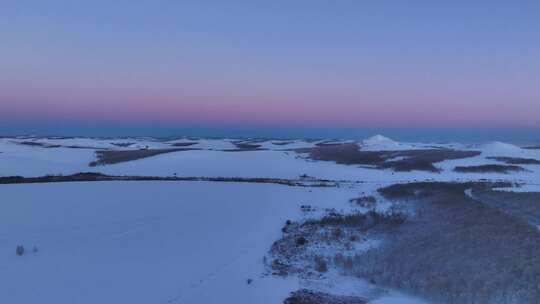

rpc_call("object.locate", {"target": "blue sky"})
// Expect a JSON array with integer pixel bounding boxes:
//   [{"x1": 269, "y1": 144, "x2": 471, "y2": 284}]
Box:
[{"x1": 1, "y1": 1, "x2": 539, "y2": 138}]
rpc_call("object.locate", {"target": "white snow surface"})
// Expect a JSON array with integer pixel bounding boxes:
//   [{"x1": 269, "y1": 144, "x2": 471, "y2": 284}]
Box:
[
  {"x1": 0, "y1": 181, "x2": 359, "y2": 304},
  {"x1": 360, "y1": 135, "x2": 425, "y2": 151},
  {"x1": 1, "y1": 135, "x2": 539, "y2": 303},
  {"x1": 475, "y1": 141, "x2": 523, "y2": 155},
  {"x1": 0, "y1": 138, "x2": 96, "y2": 176}
]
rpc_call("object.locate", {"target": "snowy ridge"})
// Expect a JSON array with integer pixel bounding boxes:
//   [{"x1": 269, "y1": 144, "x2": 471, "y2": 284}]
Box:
[
  {"x1": 360, "y1": 135, "x2": 424, "y2": 151},
  {"x1": 473, "y1": 141, "x2": 526, "y2": 156}
]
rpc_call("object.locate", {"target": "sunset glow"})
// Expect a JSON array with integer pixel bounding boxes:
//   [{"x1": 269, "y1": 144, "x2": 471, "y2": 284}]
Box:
[{"x1": 1, "y1": 1, "x2": 539, "y2": 133}]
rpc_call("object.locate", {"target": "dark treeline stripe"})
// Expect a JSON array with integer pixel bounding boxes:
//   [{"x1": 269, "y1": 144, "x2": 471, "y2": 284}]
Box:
[{"x1": 0, "y1": 173, "x2": 337, "y2": 187}]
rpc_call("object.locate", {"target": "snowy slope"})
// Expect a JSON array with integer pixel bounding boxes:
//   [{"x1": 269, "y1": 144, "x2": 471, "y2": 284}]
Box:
[
  {"x1": 360, "y1": 135, "x2": 428, "y2": 151},
  {"x1": 0, "y1": 181, "x2": 358, "y2": 304},
  {"x1": 472, "y1": 141, "x2": 539, "y2": 158},
  {"x1": 0, "y1": 138, "x2": 96, "y2": 176}
]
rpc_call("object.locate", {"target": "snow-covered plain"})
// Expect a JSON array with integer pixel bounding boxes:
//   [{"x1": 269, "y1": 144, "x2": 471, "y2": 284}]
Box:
[
  {"x1": 1, "y1": 135, "x2": 539, "y2": 303},
  {"x1": 0, "y1": 182, "x2": 344, "y2": 303},
  {"x1": 1, "y1": 181, "x2": 421, "y2": 304}
]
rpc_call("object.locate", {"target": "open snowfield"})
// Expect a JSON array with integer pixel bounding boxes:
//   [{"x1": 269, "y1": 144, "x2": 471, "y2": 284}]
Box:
[
  {"x1": 0, "y1": 182, "x2": 350, "y2": 304},
  {"x1": 0, "y1": 181, "x2": 422, "y2": 304},
  {"x1": 1, "y1": 135, "x2": 539, "y2": 303}
]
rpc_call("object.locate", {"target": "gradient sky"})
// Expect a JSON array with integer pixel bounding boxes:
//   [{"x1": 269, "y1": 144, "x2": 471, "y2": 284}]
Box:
[{"x1": 1, "y1": 1, "x2": 539, "y2": 135}]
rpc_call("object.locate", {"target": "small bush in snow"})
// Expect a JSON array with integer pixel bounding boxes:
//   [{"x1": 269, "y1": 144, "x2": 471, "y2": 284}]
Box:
[
  {"x1": 314, "y1": 256, "x2": 328, "y2": 273},
  {"x1": 349, "y1": 196, "x2": 377, "y2": 208},
  {"x1": 295, "y1": 236, "x2": 307, "y2": 246},
  {"x1": 16, "y1": 245, "x2": 24, "y2": 256}
]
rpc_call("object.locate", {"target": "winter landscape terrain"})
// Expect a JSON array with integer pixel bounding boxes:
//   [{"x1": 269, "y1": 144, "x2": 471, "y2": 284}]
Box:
[{"x1": 1, "y1": 135, "x2": 540, "y2": 304}]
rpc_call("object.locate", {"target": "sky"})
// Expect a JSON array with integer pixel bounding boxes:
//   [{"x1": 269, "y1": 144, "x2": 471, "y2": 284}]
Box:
[{"x1": 1, "y1": 1, "x2": 539, "y2": 139}]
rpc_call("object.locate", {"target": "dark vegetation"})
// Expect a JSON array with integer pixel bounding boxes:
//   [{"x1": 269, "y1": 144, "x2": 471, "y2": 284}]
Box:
[
  {"x1": 377, "y1": 181, "x2": 512, "y2": 199},
  {"x1": 523, "y1": 145, "x2": 540, "y2": 150},
  {"x1": 18, "y1": 141, "x2": 61, "y2": 148},
  {"x1": 89, "y1": 148, "x2": 200, "y2": 166},
  {"x1": 314, "y1": 255, "x2": 328, "y2": 273},
  {"x1": 18, "y1": 140, "x2": 106, "y2": 150},
  {"x1": 296, "y1": 144, "x2": 480, "y2": 172},
  {"x1": 170, "y1": 142, "x2": 198, "y2": 147},
  {"x1": 269, "y1": 209, "x2": 405, "y2": 278},
  {"x1": 315, "y1": 140, "x2": 347, "y2": 147},
  {"x1": 295, "y1": 236, "x2": 308, "y2": 246},
  {"x1": 283, "y1": 289, "x2": 367, "y2": 304},
  {"x1": 487, "y1": 156, "x2": 540, "y2": 165},
  {"x1": 236, "y1": 138, "x2": 270, "y2": 143},
  {"x1": 110, "y1": 142, "x2": 134, "y2": 148},
  {"x1": 0, "y1": 172, "x2": 336, "y2": 187},
  {"x1": 339, "y1": 182, "x2": 540, "y2": 304},
  {"x1": 454, "y1": 164, "x2": 526, "y2": 173},
  {"x1": 349, "y1": 196, "x2": 377, "y2": 208},
  {"x1": 15, "y1": 245, "x2": 38, "y2": 256},
  {"x1": 304, "y1": 211, "x2": 405, "y2": 230},
  {"x1": 296, "y1": 144, "x2": 380, "y2": 163},
  {"x1": 66, "y1": 145, "x2": 106, "y2": 149},
  {"x1": 272, "y1": 141, "x2": 295, "y2": 146},
  {"x1": 471, "y1": 188, "x2": 540, "y2": 228},
  {"x1": 225, "y1": 141, "x2": 267, "y2": 151}
]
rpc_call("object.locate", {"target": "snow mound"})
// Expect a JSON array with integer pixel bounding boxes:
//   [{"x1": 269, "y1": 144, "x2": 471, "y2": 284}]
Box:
[
  {"x1": 361, "y1": 135, "x2": 410, "y2": 151},
  {"x1": 363, "y1": 135, "x2": 395, "y2": 145},
  {"x1": 477, "y1": 141, "x2": 524, "y2": 156},
  {"x1": 480, "y1": 141, "x2": 520, "y2": 150}
]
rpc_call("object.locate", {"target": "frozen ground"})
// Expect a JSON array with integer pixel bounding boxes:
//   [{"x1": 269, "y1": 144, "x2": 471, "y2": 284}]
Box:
[
  {"x1": 0, "y1": 182, "x2": 341, "y2": 304},
  {"x1": 0, "y1": 181, "x2": 423, "y2": 304},
  {"x1": 1, "y1": 135, "x2": 539, "y2": 303}
]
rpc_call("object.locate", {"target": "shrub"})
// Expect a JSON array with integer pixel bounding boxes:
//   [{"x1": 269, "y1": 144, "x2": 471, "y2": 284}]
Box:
[
  {"x1": 349, "y1": 196, "x2": 377, "y2": 208},
  {"x1": 331, "y1": 227, "x2": 343, "y2": 239},
  {"x1": 314, "y1": 256, "x2": 328, "y2": 273},
  {"x1": 16, "y1": 245, "x2": 24, "y2": 256},
  {"x1": 454, "y1": 164, "x2": 525, "y2": 173},
  {"x1": 296, "y1": 237, "x2": 308, "y2": 246},
  {"x1": 284, "y1": 289, "x2": 367, "y2": 304}
]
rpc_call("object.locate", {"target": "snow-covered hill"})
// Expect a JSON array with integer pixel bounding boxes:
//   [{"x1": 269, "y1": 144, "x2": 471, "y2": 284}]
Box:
[{"x1": 360, "y1": 135, "x2": 434, "y2": 151}]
